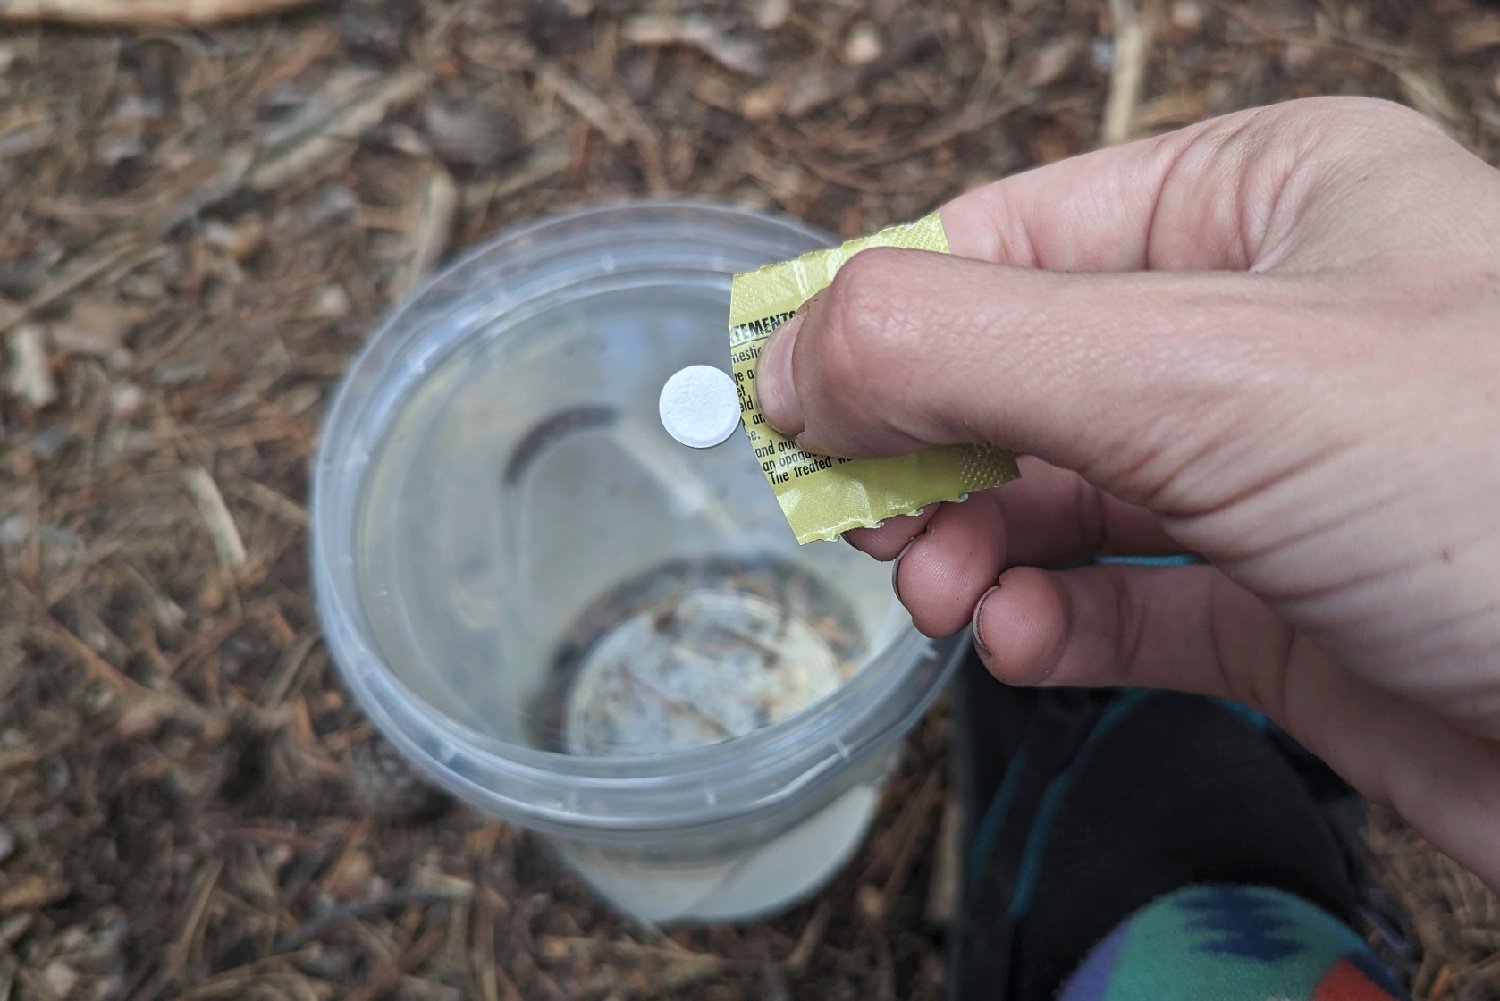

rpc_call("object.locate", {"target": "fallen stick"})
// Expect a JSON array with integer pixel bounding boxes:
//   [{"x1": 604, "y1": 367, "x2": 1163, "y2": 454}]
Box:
[
  {"x1": 1102, "y1": 0, "x2": 1157, "y2": 146},
  {"x1": 0, "y1": 0, "x2": 316, "y2": 26},
  {"x1": 182, "y1": 466, "x2": 249, "y2": 574}
]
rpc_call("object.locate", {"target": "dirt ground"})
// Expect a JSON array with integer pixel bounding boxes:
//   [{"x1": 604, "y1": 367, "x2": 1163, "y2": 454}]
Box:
[{"x1": 1, "y1": 0, "x2": 1498, "y2": 998}]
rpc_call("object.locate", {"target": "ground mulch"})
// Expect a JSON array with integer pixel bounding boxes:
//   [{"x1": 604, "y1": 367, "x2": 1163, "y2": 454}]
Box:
[{"x1": 1, "y1": 1, "x2": 1498, "y2": 998}]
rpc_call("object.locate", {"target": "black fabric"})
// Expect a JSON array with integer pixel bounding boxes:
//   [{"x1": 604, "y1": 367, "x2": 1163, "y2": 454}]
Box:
[{"x1": 948, "y1": 657, "x2": 1362, "y2": 1001}]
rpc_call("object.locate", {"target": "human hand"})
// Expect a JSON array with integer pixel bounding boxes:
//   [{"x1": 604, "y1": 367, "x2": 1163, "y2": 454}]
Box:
[{"x1": 754, "y1": 97, "x2": 1500, "y2": 888}]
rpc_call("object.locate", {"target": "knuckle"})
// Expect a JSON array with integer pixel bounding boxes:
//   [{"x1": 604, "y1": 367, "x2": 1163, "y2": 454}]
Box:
[
  {"x1": 1282, "y1": 95, "x2": 1446, "y2": 147},
  {"x1": 813, "y1": 248, "x2": 914, "y2": 405},
  {"x1": 1338, "y1": 96, "x2": 1439, "y2": 132},
  {"x1": 833, "y1": 245, "x2": 909, "y2": 296},
  {"x1": 825, "y1": 248, "x2": 907, "y2": 334},
  {"x1": 826, "y1": 248, "x2": 919, "y2": 361}
]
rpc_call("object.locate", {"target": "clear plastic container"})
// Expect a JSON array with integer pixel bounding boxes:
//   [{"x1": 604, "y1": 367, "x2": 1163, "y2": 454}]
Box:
[{"x1": 311, "y1": 200, "x2": 962, "y2": 923}]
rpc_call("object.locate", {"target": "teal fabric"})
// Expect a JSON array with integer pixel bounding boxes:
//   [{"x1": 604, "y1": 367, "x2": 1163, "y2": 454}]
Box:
[{"x1": 1008, "y1": 691, "x2": 1150, "y2": 916}]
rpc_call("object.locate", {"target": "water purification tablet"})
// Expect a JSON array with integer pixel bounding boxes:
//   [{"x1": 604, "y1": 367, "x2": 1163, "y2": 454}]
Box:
[{"x1": 659, "y1": 365, "x2": 741, "y2": 448}]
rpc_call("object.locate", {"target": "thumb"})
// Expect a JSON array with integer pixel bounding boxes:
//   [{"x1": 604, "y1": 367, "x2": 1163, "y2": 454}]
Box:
[{"x1": 754, "y1": 251, "x2": 1345, "y2": 507}]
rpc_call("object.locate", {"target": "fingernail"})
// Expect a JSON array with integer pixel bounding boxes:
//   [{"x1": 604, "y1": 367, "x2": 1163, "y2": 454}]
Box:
[
  {"x1": 891, "y1": 536, "x2": 918, "y2": 604},
  {"x1": 756, "y1": 312, "x2": 804, "y2": 435},
  {"x1": 972, "y1": 584, "x2": 1000, "y2": 659}
]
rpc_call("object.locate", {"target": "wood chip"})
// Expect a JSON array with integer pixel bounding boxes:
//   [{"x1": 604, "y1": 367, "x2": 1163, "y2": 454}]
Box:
[
  {"x1": 0, "y1": 237, "x2": 152, "y2": 337},
  {"x1": 842, "y1": 22, "x2": 883, "y2": 66},
  {"x1": 1452, "y1": 14, "x2": 1500, "y2": 55},
  {"x1": 248, "y1": 71, "x2": 427, "y2": 192},
  {"x1": 2, "y1": 325, "x2": 55, "y2": 408},
  {"x1": 1023, "y1": 35, "x2": 1086, "y2": 90},
  {"x1": 391, "y1": 165, "x2": 458, "y2": 301},
  {"x1": 1397, "y1": 67, "x2": 1462, "y2": 136},
  {"x1": 0, "y1": 875, "x2": 68, "y2": 915},
  {"x1": 233, "y1": 479, "x2": 309, "y2": 529},
  {"x1": 182, "y1": 467, "x2": 248, "y2": 573},
  {"x1": 623, "y1": 14, "x2": 766, "y2": 76},
  {"x1": 754, "y1": 0, "x2": 790, "y2": 30},
  {"x1": 924, "y1": 795, "x2": 962, "y2": 927},
  {"x1": 423, "y1": 96, "x2": 520, "y2": 169},
  {"x1": 49, "y1": 299, "x2": 134, "y2": 357},
  {"x1": 537, "y1": 68, "x2": 632, "y2": 146}
]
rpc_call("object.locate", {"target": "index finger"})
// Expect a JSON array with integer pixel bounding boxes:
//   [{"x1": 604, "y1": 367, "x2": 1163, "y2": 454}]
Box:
[{"x1": 939, "y1": 97, "x2": 1374, "y2": 272}]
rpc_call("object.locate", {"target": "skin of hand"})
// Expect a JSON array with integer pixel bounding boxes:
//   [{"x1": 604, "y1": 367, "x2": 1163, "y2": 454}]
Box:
[{"x1": 753, "y1": 97, "x2": 1500, "y2": 889}]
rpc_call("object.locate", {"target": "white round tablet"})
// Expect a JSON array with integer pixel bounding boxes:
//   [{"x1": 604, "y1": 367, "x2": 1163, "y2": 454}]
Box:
[{"x1": 659, "y1": 365, "x2": 741, "y2": 449}]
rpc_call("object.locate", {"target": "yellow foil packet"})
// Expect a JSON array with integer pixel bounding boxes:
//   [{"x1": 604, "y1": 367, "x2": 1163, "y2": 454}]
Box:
[{"x1": 729, "y1": 214, "x2": 1019, "y2": 544}]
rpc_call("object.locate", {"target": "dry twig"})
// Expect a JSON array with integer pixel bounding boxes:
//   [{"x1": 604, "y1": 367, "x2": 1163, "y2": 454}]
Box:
[
  {"x1": 391, "y1": 166, "x2": 458, "y2": 302},
  {"x1": 182, "y1": 467, "x2": 249, "y2": 574},
  {"x1": 1102, "y1": 0, "x2": 1159, "y2": 145},
  {"x1": 0, "y1": 0, "x2": 315, "y2": 25},
  {"x1": 275, "y1": 889, "x2": 467, "y2": 954},
  {"x1": 473, "y1": 888, "x2": 524, "y2": 1001}
]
